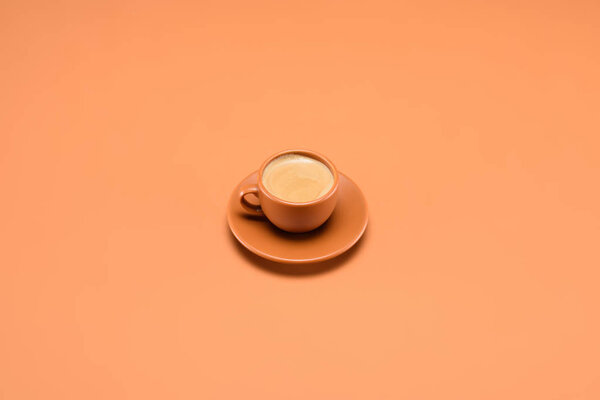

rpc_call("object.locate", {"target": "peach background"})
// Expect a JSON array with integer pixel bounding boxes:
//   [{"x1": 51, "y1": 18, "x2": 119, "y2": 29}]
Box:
[{"x1": 1, "y1": 0, "x2": 600, "y2": 398}]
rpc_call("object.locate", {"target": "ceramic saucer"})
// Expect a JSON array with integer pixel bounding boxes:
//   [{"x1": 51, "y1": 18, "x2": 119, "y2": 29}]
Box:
[{"x1": 227, "y1": 171, "x2": 368, "y2": 264}]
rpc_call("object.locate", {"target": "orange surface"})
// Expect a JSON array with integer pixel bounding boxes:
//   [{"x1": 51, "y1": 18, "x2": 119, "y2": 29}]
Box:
[{"x1": 1, "y1": 0, "x2": 600, "y2": 398}]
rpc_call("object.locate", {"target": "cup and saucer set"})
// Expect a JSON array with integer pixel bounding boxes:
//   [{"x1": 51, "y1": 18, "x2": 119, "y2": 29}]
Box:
[{"x1": 227, "y1": 149, "x2": 368, "y2": 264}]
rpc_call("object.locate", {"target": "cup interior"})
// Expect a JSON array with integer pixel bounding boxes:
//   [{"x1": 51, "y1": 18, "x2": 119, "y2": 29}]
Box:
[{"x1": 258, "y1": 150, "x2": 338, "y2": 205}]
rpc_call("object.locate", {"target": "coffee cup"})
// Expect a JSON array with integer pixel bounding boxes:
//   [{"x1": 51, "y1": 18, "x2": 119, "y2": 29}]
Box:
[{"x1": 239, "y1": 149, "x2": 339, "y2": 233}]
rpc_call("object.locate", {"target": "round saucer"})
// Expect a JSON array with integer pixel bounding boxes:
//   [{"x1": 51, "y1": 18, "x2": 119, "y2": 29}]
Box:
[{"x1": 227, "y1": 171, "x2": 368, "y2": 264}]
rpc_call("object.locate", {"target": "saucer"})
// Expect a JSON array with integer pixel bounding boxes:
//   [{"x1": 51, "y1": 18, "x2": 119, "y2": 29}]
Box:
[{"x1": 227, "y1": 171, "x2": 368, "y2": 264}]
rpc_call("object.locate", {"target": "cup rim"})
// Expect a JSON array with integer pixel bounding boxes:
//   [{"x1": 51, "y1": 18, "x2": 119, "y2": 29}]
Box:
[{"x1": 257, "y1": 149, "x2": 339, "y2": 207}]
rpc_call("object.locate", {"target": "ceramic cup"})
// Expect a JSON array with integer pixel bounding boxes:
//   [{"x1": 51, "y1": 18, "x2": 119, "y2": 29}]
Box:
[{"x1": 239, "y1": 149, "x2": 339, "y2": 233}]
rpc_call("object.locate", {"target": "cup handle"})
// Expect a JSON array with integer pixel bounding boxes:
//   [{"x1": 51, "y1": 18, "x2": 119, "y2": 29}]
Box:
[{"x1": 239, "y1": 184, "x2": 264, "y2": 216}]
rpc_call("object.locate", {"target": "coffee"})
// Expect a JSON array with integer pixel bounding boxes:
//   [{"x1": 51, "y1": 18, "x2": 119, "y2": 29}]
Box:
[{"x1": 262, "y1": 153, "x2": 334, "y2": 203}]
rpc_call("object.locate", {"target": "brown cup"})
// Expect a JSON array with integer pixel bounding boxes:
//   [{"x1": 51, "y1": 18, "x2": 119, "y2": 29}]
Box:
[{"x1": 238, "y1": 149, "x2": 339, "y2": 233}]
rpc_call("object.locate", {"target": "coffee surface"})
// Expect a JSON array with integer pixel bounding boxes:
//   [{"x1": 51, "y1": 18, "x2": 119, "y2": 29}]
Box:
[{"x1": 262, "y1": 154, "x2": 334, "y2": 203}]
